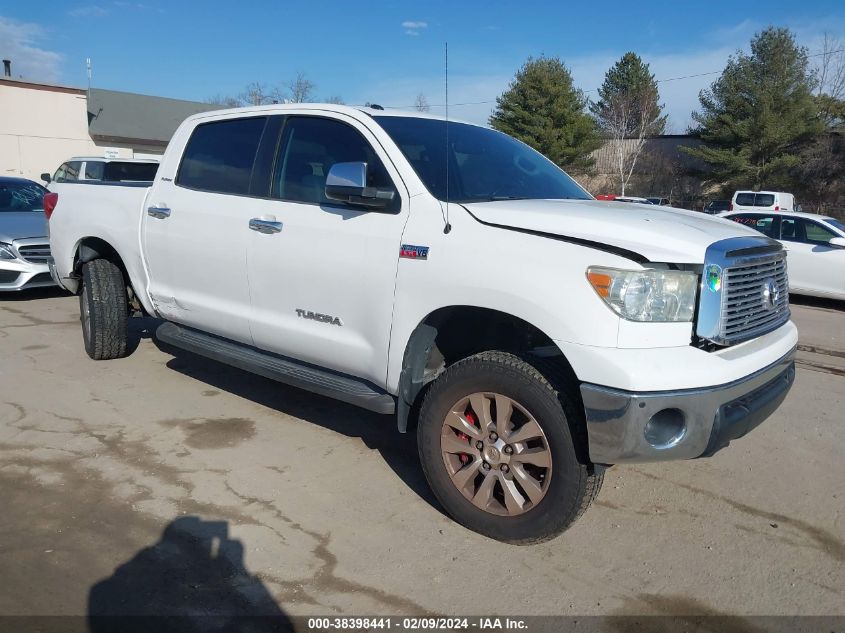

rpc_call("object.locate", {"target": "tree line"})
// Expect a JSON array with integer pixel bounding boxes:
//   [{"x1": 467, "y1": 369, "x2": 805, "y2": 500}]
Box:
[
  {"x1": 490, "y1": 27, "x2": 844, "y2": 214},
  {"x1": 206, "y1": 28, "x2": 843, "y2": 214}
]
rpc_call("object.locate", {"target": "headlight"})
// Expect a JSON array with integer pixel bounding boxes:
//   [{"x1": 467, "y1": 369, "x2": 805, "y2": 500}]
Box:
[
  {"x1": 0, "y1": 243, "x2": 17, "y2": 260},
  {"x1": 586, "y1": 266, "x2": 698, "y2": 322}
]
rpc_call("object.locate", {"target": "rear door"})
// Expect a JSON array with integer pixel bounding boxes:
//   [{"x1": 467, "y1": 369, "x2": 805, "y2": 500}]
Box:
[
  {"x1": 244, "y1": 113, "x2": 409, "y2": 385},
  {"x1": 142, "y1": 116, "x2": 269, "y2": 344}
]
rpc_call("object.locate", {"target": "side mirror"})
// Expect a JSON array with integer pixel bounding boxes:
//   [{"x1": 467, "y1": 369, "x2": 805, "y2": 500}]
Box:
[
  {"x1": 828, "y1": 237, "x2": 845, "y2": 248},
  {"x1": 41, "y1": 173, "x2": 51, "y2": 184},
  {"x1": 325, "y1": 162, "x2": 395, "y2": 210}
]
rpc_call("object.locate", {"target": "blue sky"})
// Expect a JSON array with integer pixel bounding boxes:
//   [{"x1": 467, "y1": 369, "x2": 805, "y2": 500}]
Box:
[{"x1": 2, "y1": 0, "x2": 843, "y2": 130}]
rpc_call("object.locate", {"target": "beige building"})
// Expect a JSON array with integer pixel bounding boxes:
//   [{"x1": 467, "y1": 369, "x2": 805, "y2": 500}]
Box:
[{"x1": 1, "y1": 72, "x2": 216, "y2": 182}]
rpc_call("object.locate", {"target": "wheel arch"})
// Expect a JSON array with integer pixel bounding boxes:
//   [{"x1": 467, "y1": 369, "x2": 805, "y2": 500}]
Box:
[
  {"x1": 395, "y1": 305, "x2": 588, "y2": 463},
  {"x1": 72, "y1": 236, "x2": 151, "y2": 315}
]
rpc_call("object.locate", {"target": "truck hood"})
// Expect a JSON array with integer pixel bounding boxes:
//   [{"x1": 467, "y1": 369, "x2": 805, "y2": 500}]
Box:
[
  {"x1": 463, "y1": 199, "x2": 761, "y2": 264},
  {"x1": 0, "y1": 212, "x2": 48, "y2": 243}
]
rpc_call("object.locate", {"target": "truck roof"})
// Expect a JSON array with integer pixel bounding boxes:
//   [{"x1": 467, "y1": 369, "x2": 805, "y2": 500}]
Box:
[
  {"x1": 182, "y1": 103, "x2": 478, "y2": 127},
  {"x1": 65, "y1": 156, "x2": 160, "y2": 163}
]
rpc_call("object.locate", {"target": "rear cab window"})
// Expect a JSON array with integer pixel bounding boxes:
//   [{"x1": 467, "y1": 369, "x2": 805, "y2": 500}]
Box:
[
  {"x1": 176, "y1": 117, "x2": 268, "y2": 195},
  {"x1": 735, "y1": 192, "x2": 775, "y2": 207}
]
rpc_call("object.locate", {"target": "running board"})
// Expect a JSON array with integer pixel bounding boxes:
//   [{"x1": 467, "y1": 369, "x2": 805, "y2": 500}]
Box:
[{"x1": 155, "y1": 322, "x2": 396, "y2": 415}]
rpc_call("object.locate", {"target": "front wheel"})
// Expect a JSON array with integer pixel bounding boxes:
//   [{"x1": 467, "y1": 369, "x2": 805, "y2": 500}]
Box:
[
  {"x1": 417, "y1": 351, "x2": 602, "y2": 544},
  {"x1": 79, "y1": 259, "x2": 129, "y2": 360}
]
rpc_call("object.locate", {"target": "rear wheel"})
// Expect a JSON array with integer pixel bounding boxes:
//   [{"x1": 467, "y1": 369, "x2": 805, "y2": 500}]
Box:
[
  {"x1": 79, "y1": 259, "x2": 129, "y2": 360},
  {"x1": 418, "y1": 351, "x2": 602, "y2": 544}
]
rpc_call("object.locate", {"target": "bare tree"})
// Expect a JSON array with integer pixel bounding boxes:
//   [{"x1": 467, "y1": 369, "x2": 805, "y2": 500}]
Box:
[
  {"x1": 206, "y1": 94, "x2": 242, "y2": 107},
  {"x1": 814, "y1": 33, "x2": 845, "y2": 100},
  {"x1": 240, "y1": 82, "x2": 275, "y2": 106},
  {"x1": 414, "y1": 93, "x2": 430, "y2": 112},
  {"x1": 600, "y1": 86, "x2": 667, "y2": 195},
  {"x1": 591, "y1": 53, "x2": 667, "y2": 196},
  {"x1": 288, "y1": 72, "x2": 316, "y2": 103},
  {"x1": 324, "y1": 95, "x2": 345, "y2": 104}
]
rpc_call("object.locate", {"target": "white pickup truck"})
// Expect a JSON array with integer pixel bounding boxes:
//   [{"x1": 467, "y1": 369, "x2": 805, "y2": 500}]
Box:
[{"x1": 47, "y1": 104, "x2": 797, "y2": 543}]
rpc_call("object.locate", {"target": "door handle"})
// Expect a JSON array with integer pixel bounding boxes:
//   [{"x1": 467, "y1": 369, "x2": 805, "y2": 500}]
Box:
[
  {"x1": 249, "y1": 218, "x2": 283, "y2": 234},
  {"x1": 147, "y1": 205, "x2": 171, "y2": 219}
]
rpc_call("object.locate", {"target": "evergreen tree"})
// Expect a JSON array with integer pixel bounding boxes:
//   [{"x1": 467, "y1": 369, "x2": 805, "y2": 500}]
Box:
[
  {"x1": 684, "y1": 27, "x2": 822, "y2": 190},
  {"x1": 490, "y1": 57, "x2": 601, "y2": 171}
]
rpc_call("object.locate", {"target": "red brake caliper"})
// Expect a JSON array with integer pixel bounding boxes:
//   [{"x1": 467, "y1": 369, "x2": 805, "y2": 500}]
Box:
[{"x1": 458, "y1": 409, "x2": 478, "y2": 464}]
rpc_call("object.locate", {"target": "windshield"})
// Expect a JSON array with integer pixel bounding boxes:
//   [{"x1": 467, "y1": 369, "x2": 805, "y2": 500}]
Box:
[
  {"x1": 0, "y1": 181, "x2": 47, "y2": 212},
  {"x1": 374, "y1": 116, "x2": 592, "y2": 203}
]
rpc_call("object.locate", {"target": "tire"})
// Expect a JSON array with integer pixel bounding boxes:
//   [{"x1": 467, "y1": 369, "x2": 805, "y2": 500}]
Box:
[
  {"x1": 79, "y1": 259, "x2": 129, "y2": 360},
  {"x1": 417, "y1": 351, "x2": 602, "y2": 544}
]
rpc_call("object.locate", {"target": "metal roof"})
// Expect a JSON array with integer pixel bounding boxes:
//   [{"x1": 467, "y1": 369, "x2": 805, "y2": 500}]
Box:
[{"x1": 87, "y1": 88, "x2": 219, "y2": 146}]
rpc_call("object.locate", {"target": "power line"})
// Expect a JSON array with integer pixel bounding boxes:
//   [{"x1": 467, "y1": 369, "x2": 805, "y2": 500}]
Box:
[{"x1": 371, "y1": 46, "x2": 845, "y2": 110}]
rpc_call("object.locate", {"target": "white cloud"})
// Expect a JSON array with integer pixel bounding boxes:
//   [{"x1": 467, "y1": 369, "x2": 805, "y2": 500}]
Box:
[
  {"x1": 68, "y1": 5, "x2": 109, "y2": 17},
  {"x1": 402, "y1": 20, "x2": 428, "y2": 36},
  {"x1": 0, "y1": 16, "x2": 62, "y2": 83}
]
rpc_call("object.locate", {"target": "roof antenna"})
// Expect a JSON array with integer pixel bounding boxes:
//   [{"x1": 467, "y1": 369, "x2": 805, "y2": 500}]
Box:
[{"x1": 443, "y1": 41, "x2": 452, "y2": 234}]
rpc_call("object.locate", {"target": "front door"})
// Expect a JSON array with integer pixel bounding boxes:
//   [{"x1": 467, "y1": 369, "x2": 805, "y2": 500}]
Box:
[
  {"x1": 779, "y1": 216, "x2": 845, "y2": 296},
  {"x1": 245, "y1": 114, "x2": 409, "y2": 386}
]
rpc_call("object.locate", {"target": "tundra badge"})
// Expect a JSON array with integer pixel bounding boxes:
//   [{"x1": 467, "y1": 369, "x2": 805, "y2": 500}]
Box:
[{"x1": 296, "y1": 309, "x2": 343, "y2": 326}]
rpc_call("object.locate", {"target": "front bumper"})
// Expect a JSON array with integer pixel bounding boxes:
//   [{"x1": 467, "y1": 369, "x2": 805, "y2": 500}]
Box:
[
  {"x1": 580, "y1": 348, "x2": 795, "y2": 464},
  {"x1": 0, "y1": 262, "x2": 54, "y2": 292}
]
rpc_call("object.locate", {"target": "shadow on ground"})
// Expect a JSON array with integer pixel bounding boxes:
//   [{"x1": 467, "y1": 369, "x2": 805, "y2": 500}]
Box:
[
  {"x1": 0, "y1": 286, "x2": 70, "y2": 302},
  {"x1": 88, "y1": 516, "x2": 293, "y2": 633},
  {"x1": 150, "y1": 326, "x2": 440, "y2": 514},
  {"x1": 789, "y1": 294, "x2": 845, "y2": 311}
]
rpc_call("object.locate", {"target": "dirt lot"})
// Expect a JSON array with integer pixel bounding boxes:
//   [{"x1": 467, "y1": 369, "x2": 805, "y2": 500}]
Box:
[{"x1": 0, "y1": 289, "x2": 842, "y2": 620}]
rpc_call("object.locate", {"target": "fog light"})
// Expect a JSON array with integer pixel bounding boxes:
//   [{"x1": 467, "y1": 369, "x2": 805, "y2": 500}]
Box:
[{"x1": 644, "y1": 408, "x2": 686, "y2": 448}]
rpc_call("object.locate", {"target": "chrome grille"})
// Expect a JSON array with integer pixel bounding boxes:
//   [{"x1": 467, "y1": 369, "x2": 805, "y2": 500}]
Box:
[
  {"x1": 696, "y1": 236, "x2": 791, "y2": 347},
  {"x1": 17, "y1": 243, "x2": 51, "y2": 264},
  {"x1": 720, "y1": 255, "x2": 789, "y2": 344}
]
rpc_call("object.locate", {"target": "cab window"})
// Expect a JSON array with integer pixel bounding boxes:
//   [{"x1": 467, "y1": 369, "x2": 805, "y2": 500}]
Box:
[
  {"x1": 177, "y1": 117, "x2": 267, "y2": 195},
  {"x1": 271, "y1": 116, "x2": 398, "y2": 211},
  {"x1": 54, "y1": 161, "x2": 81, "y2": 183},
  {"x1": 85, "y1": 161, "x2": 105, "y2": 180},
  {"x1": 803, "y1": 220, "x2": 837, "y2": 245}
]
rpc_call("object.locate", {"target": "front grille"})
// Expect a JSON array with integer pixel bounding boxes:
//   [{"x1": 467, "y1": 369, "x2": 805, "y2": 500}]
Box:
[
  {"x1": 696, "y1": 237, "x2": 791, "y2": 347},
  {"x1": 17, "y1": 243, "x2": 51, "y2": 264},
  {"x1": 720, "y1": 255, "x2": 790, "y2": 344}
]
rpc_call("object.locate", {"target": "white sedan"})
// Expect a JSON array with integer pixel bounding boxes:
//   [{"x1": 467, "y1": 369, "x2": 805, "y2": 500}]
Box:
[{"x1": 720, "y1": 210, "x2": 845, "y2": 300}]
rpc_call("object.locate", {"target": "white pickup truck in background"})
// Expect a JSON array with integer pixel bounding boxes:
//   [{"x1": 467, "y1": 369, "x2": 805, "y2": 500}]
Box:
[{"x1": 47, "y1": 104, "x2": 797, "y2": 543}]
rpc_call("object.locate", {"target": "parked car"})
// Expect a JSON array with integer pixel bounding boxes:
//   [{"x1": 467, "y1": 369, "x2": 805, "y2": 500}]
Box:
[
  {"x1": 48, "y1": 104, "x2": 797, "y2": 543},
  {"x1": 646, "y1": 197, "x2": 670, "y2": 206},
  {"x1": 730, "y1": 190, "x2": 796, "y2": 213},
  {"x1": 614, "y1": 196, "x2": 654, "y2": 204},
  {"x1": 0, "y1": 177, "x2": 55, "y2": 291},
  {"x1": 42, "y1": 156, "x2": 159, "y2": 187},
  {"x1": 704, "y1": 200, "x2": 730, "y2": 215},
  {"x1": 720, "y1": 210, "x2": 845, "y2": 300}
]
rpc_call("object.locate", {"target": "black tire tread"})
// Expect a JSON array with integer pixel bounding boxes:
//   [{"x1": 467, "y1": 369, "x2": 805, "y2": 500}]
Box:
[{"x1": 81, "y1": 259, "x2": 128, "y2": 360}]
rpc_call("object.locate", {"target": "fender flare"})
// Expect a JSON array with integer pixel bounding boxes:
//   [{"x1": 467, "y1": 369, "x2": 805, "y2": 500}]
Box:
[{"x1": 396, "y1": 322, "x2": 440, "y2": 433}]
